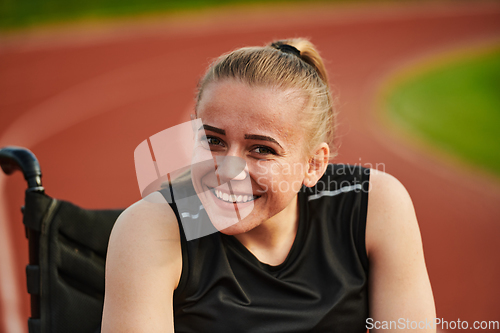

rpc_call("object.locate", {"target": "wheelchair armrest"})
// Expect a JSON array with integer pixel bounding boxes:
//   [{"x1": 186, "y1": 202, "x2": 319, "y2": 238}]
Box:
[{"x1": 0, "y1": 146, "x2": 44, "y2": 192}]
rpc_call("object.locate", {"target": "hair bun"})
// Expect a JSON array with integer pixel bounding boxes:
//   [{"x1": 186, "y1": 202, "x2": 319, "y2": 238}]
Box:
[
  {"x1": 272, "y1": 38, "x2": 329, "y2": 87},
  {"x1": 270, "y1": 42, "x2": 301, "y2": 58}
]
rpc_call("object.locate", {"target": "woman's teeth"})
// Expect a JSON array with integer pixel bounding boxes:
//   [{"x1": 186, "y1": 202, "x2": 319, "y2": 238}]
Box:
[{"x1": 214, "y1": 189, "x2": 258, "y2": 203}]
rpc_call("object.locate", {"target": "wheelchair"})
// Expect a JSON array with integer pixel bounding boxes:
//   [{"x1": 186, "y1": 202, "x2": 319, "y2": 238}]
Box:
[{"x1": 0, "y1": 146, "x2": 124, "y2": 333}]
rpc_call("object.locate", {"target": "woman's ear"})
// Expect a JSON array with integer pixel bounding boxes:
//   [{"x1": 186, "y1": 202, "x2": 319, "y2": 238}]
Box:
[{"x1": 303, "y1": 142, "x2": 329, "y2": 188}]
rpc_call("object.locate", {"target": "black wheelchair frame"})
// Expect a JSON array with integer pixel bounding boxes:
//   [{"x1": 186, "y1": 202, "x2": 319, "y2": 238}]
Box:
[{"x1": 0, "y1": 146, "x2": 124, "y2": 333}]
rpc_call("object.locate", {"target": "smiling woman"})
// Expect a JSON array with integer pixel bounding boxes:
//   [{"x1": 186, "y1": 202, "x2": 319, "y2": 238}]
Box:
[{"x1": 101, "y1": 38, "x2": 436, "y2": 332}]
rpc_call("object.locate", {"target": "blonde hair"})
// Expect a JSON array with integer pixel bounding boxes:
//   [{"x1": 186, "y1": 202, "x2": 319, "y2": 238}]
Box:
[{"x1": 196, "y1": 38, "x2": 337, "y2": 158}]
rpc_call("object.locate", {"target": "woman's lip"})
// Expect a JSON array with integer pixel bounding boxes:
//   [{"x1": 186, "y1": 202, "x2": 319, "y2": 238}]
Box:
[
  {"x1": 210, "y1": 188, "x2": 261, "y2": 204},
  {"x1": 206, "y1": 185, "x2": 261, "y2": 197},
  {"x1": 205, "y1": 185, "x2": 260, "y2": 209}
]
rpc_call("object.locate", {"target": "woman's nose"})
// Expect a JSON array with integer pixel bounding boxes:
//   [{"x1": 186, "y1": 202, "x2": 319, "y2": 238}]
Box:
[{"x1": 215, "y1": 156, "x2": 247, "y2": 183}]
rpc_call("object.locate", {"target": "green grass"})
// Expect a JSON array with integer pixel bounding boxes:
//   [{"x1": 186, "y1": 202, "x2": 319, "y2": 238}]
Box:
[
  {"x1": 0, "y1": 0, "x2": 381, "y2": 31},
  {"x1": 385, "y1": 47, "x2": 500, "y2": 177},
  {"x1": 0, "y1": 0, "x2": 247, "y2": 29}
]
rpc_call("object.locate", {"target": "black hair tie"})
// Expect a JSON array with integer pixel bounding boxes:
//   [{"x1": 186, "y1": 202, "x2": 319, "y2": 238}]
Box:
[{"x1": 271, "y1": 42, "x2": 301, "y2": 58}]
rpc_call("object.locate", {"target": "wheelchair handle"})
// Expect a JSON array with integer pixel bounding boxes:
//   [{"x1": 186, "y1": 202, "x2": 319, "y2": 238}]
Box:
[{"x1": 0, "y1": 146, "x2": 44, "y2": 192}]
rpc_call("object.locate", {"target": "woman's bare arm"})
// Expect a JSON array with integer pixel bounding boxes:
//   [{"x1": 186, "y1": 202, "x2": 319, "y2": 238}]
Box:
[
  {"x1": 101, "y1": 192, "x2": 182, "y2": 333},
  {"x1": 366, "y1": 170, "x2": 436, "y2": 332}
]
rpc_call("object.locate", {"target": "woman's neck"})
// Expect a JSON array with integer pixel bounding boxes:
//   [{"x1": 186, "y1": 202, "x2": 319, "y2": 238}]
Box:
[{"x1": 233, "y1": 194, "x2": 299, "y2": 266}]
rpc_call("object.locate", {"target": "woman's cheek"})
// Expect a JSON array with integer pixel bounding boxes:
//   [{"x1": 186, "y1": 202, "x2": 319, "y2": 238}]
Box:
[
  {"x1": 256, "y1": 178, "x2": 268, "y2": 194},
  {"x1": 249, "y1": 160, "x2": 271, "y2": 194},
  {"x1": 190, "y1": 148, "x2": 216, "y2": 195},
  {"x1": 256, "y1": 159, "x2": 267, "y2": 176},
  {"x1": 192, "y1": 146, "x2": 213, "y2": 163},
  {"x1": 252, "y1": 166, "x2": 284, "y2": 195},
  {"x1": 252, "y1": 158, "x2": 306, "y2": 195},
  {"x1": 192, "y1": 148, "x2": 215, "y2": 171}
]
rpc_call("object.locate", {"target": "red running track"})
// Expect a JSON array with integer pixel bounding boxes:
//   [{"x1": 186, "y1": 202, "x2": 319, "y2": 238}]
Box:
[{"x1": 1, "y1": 2, "x2": 500, "y2": 332}]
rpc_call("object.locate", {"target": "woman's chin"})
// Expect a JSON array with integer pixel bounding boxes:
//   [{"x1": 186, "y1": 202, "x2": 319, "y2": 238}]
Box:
[
  {"x1": 216, "y1": 218, "x2": 257, "y2": 235},
  {"x1": 205, "y1": 206, "x2": 260, "y2": 234},
  {"x1": 200, "y1": 184, "x2": 262, "y2": 233}
]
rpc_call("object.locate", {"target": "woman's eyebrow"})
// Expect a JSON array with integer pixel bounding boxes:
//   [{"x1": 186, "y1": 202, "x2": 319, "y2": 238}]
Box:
[
  {"x1": 199, "y1": 125, "x2": 283, "y2": 149},
  {"x1": 245, "y1": 134, "x2": 283, "y2": 149},
  {"x1": 200, "y1": 124, "x2": 225, "y2": 135}
]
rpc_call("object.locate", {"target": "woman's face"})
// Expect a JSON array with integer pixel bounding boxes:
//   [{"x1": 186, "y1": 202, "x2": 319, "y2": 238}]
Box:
[{"x1": 191, "y1": 79, "x2": 311, "y2": 235}]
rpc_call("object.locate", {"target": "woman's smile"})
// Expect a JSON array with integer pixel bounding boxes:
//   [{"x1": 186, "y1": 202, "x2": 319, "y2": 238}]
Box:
[{"x1": 210, "y1": 187, "x2": 261, "y2": 203}]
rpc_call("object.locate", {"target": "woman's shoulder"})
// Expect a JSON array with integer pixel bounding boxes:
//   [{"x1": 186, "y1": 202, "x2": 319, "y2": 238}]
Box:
[
  {"x1": 365, "y1": 169, "x2": 420, "y2": 256},
  {"x1": 106, "y1": 191, "x2": 182, "y2": 287},
  {"x1": 364, "y1": 170, "x2": 436, "y2": 325},
  {"x1": 367, "y1": 169, "x2": 413, "y2": 215},
  {"x1": 111, "y1": 192, "x2": 181, "y2": 245},
  {"x1": 102, "y1": 192, "x2": 182, "y2": 331}
]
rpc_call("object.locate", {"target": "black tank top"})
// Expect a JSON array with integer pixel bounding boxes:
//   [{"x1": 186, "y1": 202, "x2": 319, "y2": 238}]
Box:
[{"x1": 161, "y1": 164, "x2": 370, "y2": 333}]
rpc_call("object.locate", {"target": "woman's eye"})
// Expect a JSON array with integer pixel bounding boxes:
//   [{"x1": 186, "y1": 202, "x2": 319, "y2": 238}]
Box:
[
  {"x1": 200, "y1": 135, "x2": 225, "y2": 150},
  {"x1": 252, "y1": 146, "x2": 276, "y2": 155},
  {"x1": 207, "y1": 137, "x2": 223, "y2": 146}
]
